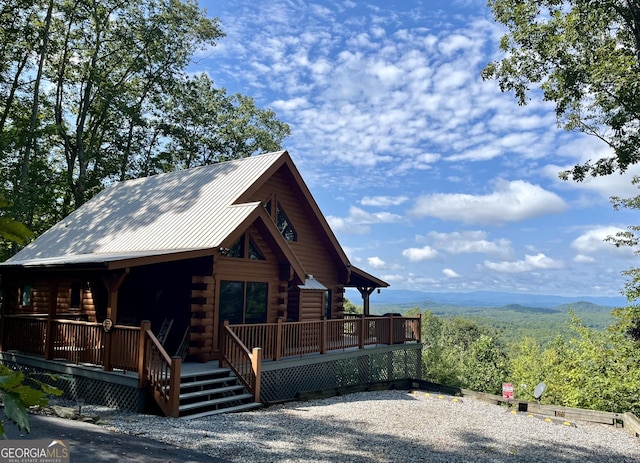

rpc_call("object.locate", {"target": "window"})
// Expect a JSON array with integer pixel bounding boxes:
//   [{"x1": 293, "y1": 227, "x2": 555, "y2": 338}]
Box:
[
  {"x1": 21, "y1": 285, "x2": 32, "y2": 306},
  {"x1": 227, "y1": 237, "x2": 245, "y2": 258},
  {"x1": 324, "y1": 289, "x2": 332, "y2": 319},
  {"x1": 70, "y1": 283, "x2": 82, "y2": 308},
  {"x1": 248, "y1": 238, "x2": 264, "y2": 260},
  {"x1": 226, "y1": 235, "x2": 265, "y2": 260},
  {"x1": 276, "y1": 204, "x2": 297, "y2": 241},
  {"x1": 219, "y1": 281, "x2": 268, "y2": 324}
]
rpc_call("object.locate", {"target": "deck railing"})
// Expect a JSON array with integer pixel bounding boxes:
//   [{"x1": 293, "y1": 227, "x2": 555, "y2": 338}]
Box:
[
  {"x1": 1, "y1": 315, "x2": 141, "y2": 372},
  {"x1": 222, "y1": 315, "x2": 420, "y2": 403},
  {"x1": 141, "y1": 321, "x2": 181, "y2": 418},
  {"x1": 50, "y1": 319, "x2": 104, "y2": 365},
  {"x1": 2, "y1": 315, "x2": 47, "y2": 356},
  {"x1": 227, "y1": 314, "x2": 421, "y2": 362},
  {"x1": 221, "y1": 321, "x2": 262, "y2": 402}
]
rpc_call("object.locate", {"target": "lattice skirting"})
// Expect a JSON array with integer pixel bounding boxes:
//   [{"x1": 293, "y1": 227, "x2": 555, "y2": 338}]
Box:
[
  {"x1": 260, "y1": 344, "x2": 422, "y2": 403},
  {"x1": 0, "y1": 354, "x2": 143, "y2": 412}
]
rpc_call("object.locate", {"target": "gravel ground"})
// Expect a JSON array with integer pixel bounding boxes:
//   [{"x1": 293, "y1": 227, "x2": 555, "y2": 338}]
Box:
[{"x1": 86, "y1": 390, "x2": 639, "y2": 462}]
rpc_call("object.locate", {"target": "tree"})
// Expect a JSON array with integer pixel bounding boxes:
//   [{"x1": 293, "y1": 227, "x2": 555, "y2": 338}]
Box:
[
  {"x1": 0, "y1": 0, "x2": 290, "y2": 245},
  {"x1": 483, "y1": 0, "x2": 640, "y2": 180},
  {"x1": 343, "y1": 298, "x2": 361, "y2": 314},
  {"x1": 0, "y1": 195, "x2": 33, "y2": 260},
  {"x1": 420, "y1": 312, "x2": 509, "y2": 394},
  {"x1": 484, "y1": 0, "x2": 640, "y2": 379}
]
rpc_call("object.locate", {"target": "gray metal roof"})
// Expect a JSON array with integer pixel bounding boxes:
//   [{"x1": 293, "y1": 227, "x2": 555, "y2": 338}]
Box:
[
  {"x1": 3, "y1": 152, "x2": 286, "y2": 267},
  {"x1": 298, "y1": 276, "x2": 328, "y2": 290}
]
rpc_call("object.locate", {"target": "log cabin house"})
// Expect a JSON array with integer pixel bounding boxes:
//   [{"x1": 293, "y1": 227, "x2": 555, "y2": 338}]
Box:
[{"x1": 0, "y1": 151, "x2": 422, "y2": 418}]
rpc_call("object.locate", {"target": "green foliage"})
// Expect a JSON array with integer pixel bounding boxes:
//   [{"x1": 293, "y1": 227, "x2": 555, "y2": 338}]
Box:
[
  {"x1": 416, "y1": 307, "x2": 640, "y2": 414},
  {"x1": 0, "y1": 365, "x2": 63, "y2": 437},
  {"x1": 0, "y1": 0, "x2": 290, "y2": 248},
  {"x1": 419, "y1": 311, "x2": 509, "y2": 395},
  {"x1": 509, "y1": 315, "x2": 640, "y2": 414},
  {"x1": 0, "y1": 195, "x2": 34, "y2": 260},
  {"x1": 342, "y1": 298, "x2": 361, "y2": 314},
  {"x1": 484, "y1": 0, "x2": 640, "y2": 179}
]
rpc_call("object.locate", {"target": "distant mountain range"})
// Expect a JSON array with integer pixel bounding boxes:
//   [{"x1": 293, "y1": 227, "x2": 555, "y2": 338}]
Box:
[{"x1": 344, "y1": 289, "x2": 627, "y2": 309}]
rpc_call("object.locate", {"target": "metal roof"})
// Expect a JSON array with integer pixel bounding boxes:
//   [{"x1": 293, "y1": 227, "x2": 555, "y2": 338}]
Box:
[
  {"x1": 3, "y1": 152, "x2": 286, "y2": 267},
  {"x1": 298, "y1": 276, "x2": 328, "y2": 290}
]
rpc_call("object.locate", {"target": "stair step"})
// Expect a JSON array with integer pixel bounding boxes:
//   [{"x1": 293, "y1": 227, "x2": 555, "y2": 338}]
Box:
[
  {"x1": 180, "y1": 376, "x2": 236, "y2": 390},
  {"x1": 179, "y1": 393, "x2": 254, "y2": 412},
  {"x1": 180, "y1": 384, "x2": 245, "y2": 401},
  {"x1": 180, "y1": 368, "x2": 232, "y2": 381},
  {"x1": 181, "y1": 401, "x2": 262, "y2": 419}
]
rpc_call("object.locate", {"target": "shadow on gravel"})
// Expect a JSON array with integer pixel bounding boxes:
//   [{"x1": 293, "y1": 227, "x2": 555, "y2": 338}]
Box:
[
  {"x1": 2, "y1": 413, "x2": 228, "y2": 463},
  {"x1": 173, "y1": 392, "x2": 636, "y2": 463}
]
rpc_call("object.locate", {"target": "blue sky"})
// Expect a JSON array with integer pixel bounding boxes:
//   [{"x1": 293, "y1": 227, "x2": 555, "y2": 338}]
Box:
[{"x1": 195, "y1": 0, "x2": 640, "y2": 298}]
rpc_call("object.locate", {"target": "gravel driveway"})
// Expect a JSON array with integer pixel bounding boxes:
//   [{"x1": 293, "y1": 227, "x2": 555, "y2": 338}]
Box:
[{"x1": 97, "y1": 390, "x2": 640, "y2": 462}]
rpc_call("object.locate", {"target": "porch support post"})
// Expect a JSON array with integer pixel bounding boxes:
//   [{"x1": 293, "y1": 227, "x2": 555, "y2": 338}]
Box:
[
  {"x1": 103, "y1": 269, "x2": 129, "y2": 372},
  {"x1": 357, "y1": 286, "x2": 375, "y2": 316},
  {"x1": 251, "y1": 347, "x2": 262, "y2": 403},
  {"x1": 44, "y1": 282, "x2": 58, "y2": 360},
  {"x1": 138, "y1": 320, "x2": 151, "y2": 388}
]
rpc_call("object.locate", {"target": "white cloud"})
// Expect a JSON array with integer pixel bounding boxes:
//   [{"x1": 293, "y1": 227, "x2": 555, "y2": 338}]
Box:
[
  {"x1": 428, "y1": 230, "x2": 513, "y2": 258},
  {"x1": 570, "y1": 226, "x2": 636, "y2": 257},
  {"x1": 402, "y1": 245, "x2": 439, "y2": 261},
  {"x1": 326, "y1": 216, "x2": 370, "y2": 235},
  {"x1": 360, "y1": 196, "x2": 409, "y2": 207},
  {"x1": 327, "y1": 205, "x2": 402, "y2": 234},
  {"x1": 574, "y1": 254, "x2": 595, "y2": 263},
  {"x1": 271, "y1": 97, "x2": 310, "y2": 111},
  {"x1": 484, "y1": 253, "x2": 564, "y2": 273},
  {"x1": 410, "y1": 180, "x2": 567, "y2": 224},
  {"x1": 368, "y1": 256, "x2": 386, "y2": 268},
  {"x1": 347, "y1": 206, "x2": 402, "y2": 224},
  {"x1": 207, "y1": 1, "x2": 567, "y2": 180},
  {"x1": 442, "y1": 268, "x2": 461, "y2": 278}
]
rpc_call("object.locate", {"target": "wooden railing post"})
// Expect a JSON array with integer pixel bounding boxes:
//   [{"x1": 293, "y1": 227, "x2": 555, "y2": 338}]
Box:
[
  {"x1": 169, "y1": 356, "x2": 182, "y2": 418},
  {"x1": 320, "y1": 317, "x2": 327, "y2": 354},
  {"x1": 388, "y1": 314, "x2": 394, "y2": 345},
  {"x1": 251, "y1": 347, "x2": 262, "y2": 403},
  {"x1": 275, "y1": 317, "x2": 283, "y2": 361},
  {"x1": 138, "y1": 320, "x2": 151, "y2": 388},
  {"x1": 359, "y1": 315, "x2": 365, "y2": 350},
  {"x1": 416, "y1": 313, "x2": 422, "y2": 343},
  {"x1": 220, "y1": 320, "x2": 229, "y2": 368}
]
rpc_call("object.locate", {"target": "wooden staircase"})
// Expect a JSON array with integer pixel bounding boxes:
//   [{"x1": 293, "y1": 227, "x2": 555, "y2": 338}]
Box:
[{"x1": 178, "y1": 364, "x2": 262, "y2": 419}]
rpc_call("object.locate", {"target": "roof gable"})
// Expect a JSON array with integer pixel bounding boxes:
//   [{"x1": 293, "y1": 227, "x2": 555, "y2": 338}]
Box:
[{"x1": 2, "y1": 150, "x2": 389, "y2": 288}]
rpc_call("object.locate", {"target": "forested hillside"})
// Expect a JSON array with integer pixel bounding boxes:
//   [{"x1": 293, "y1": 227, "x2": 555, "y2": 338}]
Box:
[{"x1": 369, "y1": 300, "x2": 615, "y2": 345}]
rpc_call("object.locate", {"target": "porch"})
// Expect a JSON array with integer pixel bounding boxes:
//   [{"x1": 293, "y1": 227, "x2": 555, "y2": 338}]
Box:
[{"x1": 0, "y1": 314, "x2": 422, "y2": 417}]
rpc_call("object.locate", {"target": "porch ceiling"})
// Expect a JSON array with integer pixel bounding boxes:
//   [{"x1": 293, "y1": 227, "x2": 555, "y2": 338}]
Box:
[{"x1": 346, "y1": 265, "x2": 389, "y2": 289}]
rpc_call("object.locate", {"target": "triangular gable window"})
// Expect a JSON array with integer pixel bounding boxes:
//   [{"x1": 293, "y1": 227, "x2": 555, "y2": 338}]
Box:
[
  {"x1": 248, "y1": 238, "x2": 265, "y2": 260},
  {"x1": 226, "y1": 234, "x2": 265, "y2": 260},
  {"x1": 276, "y1": 204, "x2": 297, "y2": 241},
  {"x1": 228, "y1": 237, "x2": 245, "y2": 258}
]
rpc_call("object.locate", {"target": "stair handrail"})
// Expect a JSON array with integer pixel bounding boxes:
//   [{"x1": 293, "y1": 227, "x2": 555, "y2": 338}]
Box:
[
  {"x1": 221, "y1": 321, "x2": 262, "y2": 402},
  {"x1": 139, "y1": 320, "x2": 181, "y2": 417}
]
